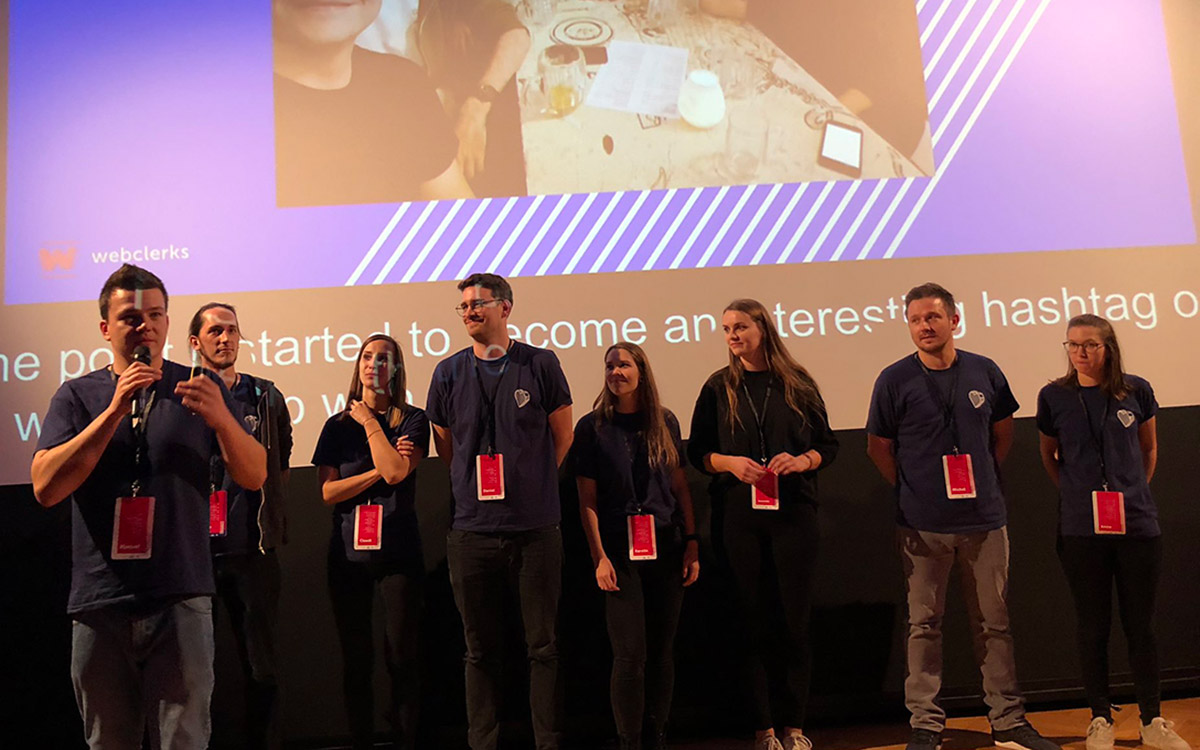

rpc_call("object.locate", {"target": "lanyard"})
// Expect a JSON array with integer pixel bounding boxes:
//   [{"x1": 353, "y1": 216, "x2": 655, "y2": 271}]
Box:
[
  {"x1": 741, "y1": 379, "x2": 772, "y2": 464},
  {"x1": 1076, "y1": 389, "x2": 1111, "y2": 491},
  {"x1": 915, "y1": 353, "x2": 961, "y2": 454},
  {"x1": 472, "y1": 342, "x2": 512, "y2": 456},
  {"x1": 112, "y1": 366, "x2": 153, "y2": 495}
]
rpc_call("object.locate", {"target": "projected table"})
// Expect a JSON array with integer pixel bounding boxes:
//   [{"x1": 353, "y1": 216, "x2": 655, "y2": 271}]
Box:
[{"x1": 515, "y1": 0, "x2": 930, "y2": 195}]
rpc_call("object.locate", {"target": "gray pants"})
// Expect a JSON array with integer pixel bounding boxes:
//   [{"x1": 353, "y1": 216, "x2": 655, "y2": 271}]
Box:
[
  {"x1": 899, "y1": 526, "x2": 1026, "y2": 733},
  {"x1": 72, "y1": 596, "x2": 215, "y2": 750}
]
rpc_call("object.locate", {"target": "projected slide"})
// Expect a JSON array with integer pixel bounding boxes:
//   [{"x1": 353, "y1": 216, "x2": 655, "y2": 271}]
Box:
[{"x1": 4, "y1": 0, "x2": 1195, "y2": 306}]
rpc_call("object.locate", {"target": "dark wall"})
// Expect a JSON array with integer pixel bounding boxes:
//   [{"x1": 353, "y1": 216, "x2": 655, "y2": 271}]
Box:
[{"x1": 4, "y1": 408, "x2": 1199, "y2": 748}]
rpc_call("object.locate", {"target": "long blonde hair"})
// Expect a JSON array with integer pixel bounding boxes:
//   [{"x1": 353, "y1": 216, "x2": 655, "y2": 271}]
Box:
[
  {"x1": 722, "y1": 299, "x2": 824, "y2": 431},
  {"x1": 344, "y1": 334, "x2": 408, "y2": 429},
  {"x1": 592, "y1": 342, "x2": 679, "y2": 471}
]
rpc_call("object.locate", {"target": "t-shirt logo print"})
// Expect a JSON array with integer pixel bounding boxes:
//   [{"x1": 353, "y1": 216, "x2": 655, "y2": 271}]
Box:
[
  {"x1": 244, "y1": 414, "x2": 259, "y2": 433},
  {"x1": 1117, "y1": 409, "x2": 1135, "y2": 428},
  {"x1": 968, "y1": 390, "x2": 986, "y2": 409},
  {"x1": 514, "y1": 389, "x2": 531, "y2": 408}
]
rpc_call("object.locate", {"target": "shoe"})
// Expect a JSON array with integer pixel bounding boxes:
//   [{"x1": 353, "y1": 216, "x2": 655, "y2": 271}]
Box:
[
  {"x1": 781, "y1": 735, "x2": 813, "y2": 750},
  {"x1": 906, "y1": 729, "x2": 943, "y2": 750},
  {"x1": 1085, "y1": 717, "x2": 1115, "y2": 750},
  {"x1": 754, "y1": 736, "x2": 785, "y2": 750},
  {"x1": 1141, "y1": 717, "x2": 1193, "y2": 750},
  {"x1": 993, "y1": 723, "x2": 1061, "y2": 750}
]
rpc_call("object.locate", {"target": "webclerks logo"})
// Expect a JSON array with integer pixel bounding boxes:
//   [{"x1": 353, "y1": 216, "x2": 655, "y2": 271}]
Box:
[
  {"x1": 91, "y1": 244, "x2": 191, "y2": 265},
  {"x1": 39, "y1": 243, "x2": 78, "y2": 276}
]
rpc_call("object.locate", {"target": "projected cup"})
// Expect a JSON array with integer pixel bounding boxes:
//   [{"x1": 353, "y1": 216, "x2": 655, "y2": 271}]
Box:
[
  {"x1": 522, "y1": 0, "x2": 556, "y2": 26},
  {"x1": 721, "y1": 107, "x2": 769, "y2": 181},
  {"x1": 539, "y1": 45, "x2": 587, "y2": 117}
]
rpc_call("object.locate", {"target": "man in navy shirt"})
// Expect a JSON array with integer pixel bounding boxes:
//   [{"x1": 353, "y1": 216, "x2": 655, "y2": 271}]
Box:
[
  {"x1": 31, "y1": 265, "x2": 266, "y2": 750},
  {"x1": 189, "y1": 302, "x2": 293, "y2": 749},
  {"x1": 427, "y1": 273, "x2": 573, "y2": 750},
  {"x1": 866, "y1": 283, "x2": 1058, "y2": 750}
]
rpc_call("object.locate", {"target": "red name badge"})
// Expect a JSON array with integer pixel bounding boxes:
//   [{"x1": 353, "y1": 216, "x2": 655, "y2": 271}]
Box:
[
  {"x1": 1092, "y1": 491, "x2": 1126, "y2": 535},
  {"x1": 751, "y1": 469, "x2": 780, "y2": 510},
  {"x1": 476, "y1": 453, "x2": 505, "y2": 501},
  {"x1": 942, "y1": 454, "x2": 977, "y2": 499},
  {"x1": 354, "y1": 504, "x2": 383, "y2": 550},
  {"x1": 627, "y1": 514, "x2": 658, "y2": 561},
  {"x1": 112, "y1": 496, "x2": 155, "y2": 560},
  {"x1": 209, "y1": 490, "x2": 227, "y2": 537}
]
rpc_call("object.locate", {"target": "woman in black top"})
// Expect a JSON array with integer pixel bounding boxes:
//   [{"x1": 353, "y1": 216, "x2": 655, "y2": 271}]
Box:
[
  {"x1": 688, "y1": 299, "x2": 839, "y2": 750},
  {"x1": 312, "y1": 334, "x2": 430, "y2": 750},
  {"x1": 574, "y1": 342, "x2": 701, "y2": 750},
  {"x1": 1036, "y1": 315, "x2": 1188, "y2": 750}
]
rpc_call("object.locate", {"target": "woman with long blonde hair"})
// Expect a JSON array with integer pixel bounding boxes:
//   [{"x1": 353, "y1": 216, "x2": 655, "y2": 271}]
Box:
[{"x1": 687, "y1": 299, "x2": 838, "y2": 750}]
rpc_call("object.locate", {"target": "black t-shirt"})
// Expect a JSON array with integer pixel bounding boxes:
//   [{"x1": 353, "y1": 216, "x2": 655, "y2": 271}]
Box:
[
  {"x1": 1036, "y1": 377, "x2": 1159, "y2": 537},
  {"x1": 36, "y1": 362, "x2": 243, "y2": 614},
  {"x1": 211, "y1": 375, "x2": 261, "y2": 557},
  {"x1": 274, "y1": 47, "x2": 459, "y2": 207},
  {"x1": 687, "y1": 368, "x2": 839, "y2": 507},
  {"x1": 426, "y1": 342, "x2": 573, "y2": 533},
  {"x1": 312, "y1": 406, "x2": 431, "y2": 565},
  {"x1": 572, "y1": 409, "x2": 684, "y2": 535}
]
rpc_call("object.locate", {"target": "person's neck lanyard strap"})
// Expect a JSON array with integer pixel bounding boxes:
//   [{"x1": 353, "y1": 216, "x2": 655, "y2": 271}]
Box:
[
  {"x1": 473, "y1": 344, "x2": 512, "y2": 456},
  {"x1": 741, "y1": 380, "x2": 772, "y2": 464},
  {"x1": 1076, "y1": 390, "x2": 1111, "y2": 491},
  {"x1": 916, "y1": 353, "x2": 961, "y2": 454},
  {"x1": 115, "y1": 366, "x2": 153, "y2": 496}
]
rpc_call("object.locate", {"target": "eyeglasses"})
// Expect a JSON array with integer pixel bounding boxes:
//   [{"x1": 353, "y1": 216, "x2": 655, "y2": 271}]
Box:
[
  {"x1": 1063, "y1": 341, "x2": 1105, "y2": 353},
  {"x1": 454, "y1": 299, "x2": 505, "y2": 316}
]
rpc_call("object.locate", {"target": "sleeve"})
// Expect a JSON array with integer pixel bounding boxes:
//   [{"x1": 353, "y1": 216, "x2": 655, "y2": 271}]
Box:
[
  {"x1": 1136, "y1": 378, "x2": 1158, "y2": 422},
  {"x1": 571, "y1": 416, "x2": 598, "y2": 479},
  {"x1": 311, "y1": 418, "x2": 342, "y2": 468},
  {"x1": 807, "y1": 398, "x2": 839, "y2": 469},
  {"x1": 1035, "y1": 386, "x2": 1058, "y2": 437},
  {"x1": 403, "y1": 408, "x2": 432, "y2": 455},
  {"x1": 35, "y1": 384, "x2": 86, "y2": 452},
  {"x1": 686, "y1": 379, "x2": 722, "y2": 474},
  {"x1": 466, "y1": 0, "x2": 526, "y2": 38},
  {"x1": 537, "y1": 351, "x2": 572, "y2": 414},
  {"x1": 425, "y1": 362, "x2": 450, "y2": 428},
  {"x1": 210, "y1": 371, "x2": 252, "y2": 434},
  {"x1": 865, "y1": 373, "x2": 897, "y2": 439},
  {"x1": 274, "y1": 386, "x2": 294, "y2": 470},
  {"x1": 990, "y1": 363, "x2": 1020, "y2": 422}
]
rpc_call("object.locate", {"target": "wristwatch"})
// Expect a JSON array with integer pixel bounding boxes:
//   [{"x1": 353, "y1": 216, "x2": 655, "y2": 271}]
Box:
[{"x1": 470, "y1": 84, "x2": 500, "y2": 104}]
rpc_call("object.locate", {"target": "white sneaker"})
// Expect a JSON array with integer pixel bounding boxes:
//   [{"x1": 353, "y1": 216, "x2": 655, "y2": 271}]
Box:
[
  {"x1": 1085, "y1": 717, "x2": 1114, "y2": 750},
  {"x1": 1141, "y1": 717, "x2": 1192, "y2": 750},
  {"x1": 754, "y1": 736, "x2": 785, "y2": 750},
  {"x1": 781, "y1": 735, "x2": 813, "y2": 750}
]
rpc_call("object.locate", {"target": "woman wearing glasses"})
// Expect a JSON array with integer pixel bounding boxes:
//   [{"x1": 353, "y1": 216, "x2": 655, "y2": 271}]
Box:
[
  {"x1": 687, "y1": 299, "x2": 838, "y2": 750},
  {"x1": 1035, "y1": 315, "x2": 1189, "y2": 750},
  {"x1": 573, "y1": 342, "x2": 700, "y2": 750},
  {"x1": 312, "y1": 334, "x2": 430, "y2": 750}
]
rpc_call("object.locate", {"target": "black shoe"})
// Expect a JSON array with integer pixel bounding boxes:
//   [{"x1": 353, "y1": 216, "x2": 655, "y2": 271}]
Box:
[
  {"x1": 907, "y1": 729, "x2": 943, "y2": 750},
  {"x1": 993, "y1": 724, "x2": 1062, "y2": 750}
]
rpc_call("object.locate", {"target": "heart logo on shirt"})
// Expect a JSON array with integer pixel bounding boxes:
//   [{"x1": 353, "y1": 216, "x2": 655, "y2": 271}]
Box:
[
  {"x1": 968, "y1": 390, "x2": 986, "y2": 409},
  {"x1": 244, "y1": 415, "x2": 259, "y2": 433},
  {"x1": 1117, "y1": 409, "x2": 1135, "y2": 428},
  {"x1": 514, "y1": 389, "x2": 531, "y2": 408}
]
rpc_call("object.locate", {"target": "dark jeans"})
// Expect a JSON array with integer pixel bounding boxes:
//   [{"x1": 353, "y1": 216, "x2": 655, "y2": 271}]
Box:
[
  {"x1": 214, "y1": 551, "x2": 282, "y2": 750},
  {"x1": 327, "y1": 551, "x2": 423, "y2": 750},
  {"x1": 603, "y1": 532, "x2": 685, "y2": 748},
  {"x1": 447, "y1": 526, "x2": 563, "y2": 750},
  {"x1": 1057, "y1": 535, "x2": 1163, "y2": 722},
  {"x1": 723, "y1": 499, "x2": 819, "y2": 731},
  {"x1": 72, "y1": 596, "x2": 214, "y2": 750}
]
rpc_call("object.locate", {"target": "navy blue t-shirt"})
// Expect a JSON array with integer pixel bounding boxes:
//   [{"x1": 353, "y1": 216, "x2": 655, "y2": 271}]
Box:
[
  {"x1": 571, "y1": 409, "x2": 684, "y2": 535},
  {"x1": 426, "y1": 342, "x2": 572, "y2": 533},
  {"x1": 1036, "y1": 377, "x2": 1159, "y2": 537},
  {"x1": 311, "y1": 406, "x2": 431, "y2": 565},
  {"x1": 866, "y1": 350, "x2": 1019, "y2": 534},
  {"x1": 36, "y1": 361, "x2": 244, "y2": 614},
  {"x1": 211, "y1": 375, "x2": 262, "y2": 557}
]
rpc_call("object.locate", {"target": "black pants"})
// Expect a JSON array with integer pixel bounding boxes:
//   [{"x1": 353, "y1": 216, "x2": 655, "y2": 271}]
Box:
[
  {"x1": 213, "y1": 551, "x2": 282, "y2": 750},
  {"x1": 446, "y1": 526, "x2": 563, "y2": 750},
  {"x1": 603, "y1": 532, "x2": 685, "y2": 748},
  {"x1": 723, "y1": 499, "x2": 820, "y2": 731},
  {"x1": 1057, "y1": 535, "x2": 1162, "y2": 722},
  {"x1": 327, "y1": 551, "x2": 423, "y2": 750}
]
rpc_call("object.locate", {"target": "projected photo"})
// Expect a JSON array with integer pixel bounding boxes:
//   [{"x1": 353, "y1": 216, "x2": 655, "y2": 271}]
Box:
[{"x1": 272, "y1": 0, "x2": 934, "y2": 206}]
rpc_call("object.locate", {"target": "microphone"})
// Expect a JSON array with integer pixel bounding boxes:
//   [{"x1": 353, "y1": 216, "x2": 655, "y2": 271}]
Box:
[{"x1": 131, "y1": 345, "x2": 152, "y2": 424}]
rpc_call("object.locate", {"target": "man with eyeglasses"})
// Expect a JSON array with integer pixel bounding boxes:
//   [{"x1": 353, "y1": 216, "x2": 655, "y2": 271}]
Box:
[
  {"x1": 865, "y1": 282, "x2": 1060, "y2": 750},
  {"x1": 426, "y1": 272, "x2": 573, "y2": 750}
]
